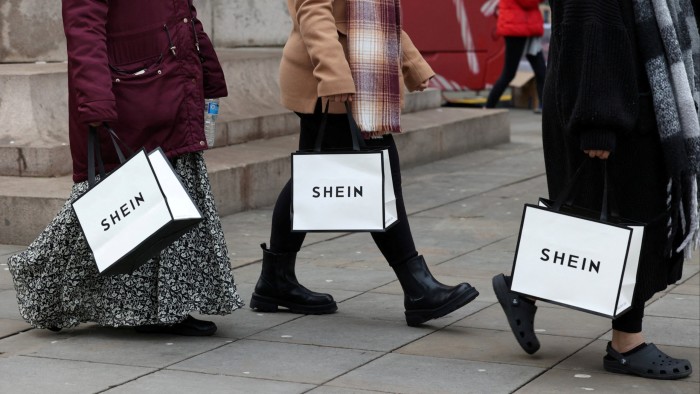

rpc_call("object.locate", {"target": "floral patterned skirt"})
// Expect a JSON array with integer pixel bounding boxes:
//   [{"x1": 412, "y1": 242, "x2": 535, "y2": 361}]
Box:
[{"x1": 8, "y1": 152, "x2": 244, "y2": 329}]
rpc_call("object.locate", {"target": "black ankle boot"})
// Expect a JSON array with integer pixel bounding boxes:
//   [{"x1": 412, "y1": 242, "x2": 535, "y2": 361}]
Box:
[
  {"x1": 392, "y1": 255, "x2": 479, "y2": 326},
  {"x1": 250, "y1": 244, "x2": 337, "y2": 314}
]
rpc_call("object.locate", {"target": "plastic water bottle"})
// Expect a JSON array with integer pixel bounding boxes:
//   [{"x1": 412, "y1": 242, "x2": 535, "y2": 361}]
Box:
[{"x1": 204, "y1": 98, "x2": 219, "y2": 148}]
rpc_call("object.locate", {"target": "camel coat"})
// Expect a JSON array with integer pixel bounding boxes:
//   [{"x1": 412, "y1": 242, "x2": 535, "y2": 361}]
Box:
[{"x1": 280, "y1": 0, "x2": 435, "y2": 114}]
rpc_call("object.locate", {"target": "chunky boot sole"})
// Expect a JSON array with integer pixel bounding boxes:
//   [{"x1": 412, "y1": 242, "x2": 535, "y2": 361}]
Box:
[
  {"x1": 404, "y1": 286, "x2": 479, "y2": 327},
  {"x1": 250, "y1": 293, "x2": 338, "y2": 315}
]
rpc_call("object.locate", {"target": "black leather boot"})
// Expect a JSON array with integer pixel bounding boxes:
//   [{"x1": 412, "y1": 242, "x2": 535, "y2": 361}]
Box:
[
  {"x1": 392, "y1": 255, "x2": 479, "y2": 326},
  {"x1": 250, "y1": 244, "x2": 337, "y2": 314}
]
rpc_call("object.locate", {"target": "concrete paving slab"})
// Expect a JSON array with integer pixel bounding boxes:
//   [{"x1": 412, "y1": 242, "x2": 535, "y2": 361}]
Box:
[
  {"x1": 515, "y1": 367, "x2": 699, "y2": 394},
  {"x1": 308, "y1": 387, "x2": 385, "y2": 394},
  {"x1": 455, "y1": 303, "x2": 612, "y2": 340},
  {"x1": 672, "y1": 274, "x2": 700, "y2": 296},
  {"x1": 0, "y1": 329, "x2": 71, "y2": 358},
  {"x1": 645, "y1": 294, "x2": 700, "y2": 320},
  {"x1": 0, "y1": 245, "x2": 23, "y2": 256},
  {"x1": 0, "y1": 264, "x2": 16, "y2": 291},
  {"x1": 556, "y1": 339, "x2": 700, "y2": 383},
  {"x1": 0, "y1": 356, "x2": 154, "y2": 394},
  {"x1": 0, "y1": 318, "x2": 29, "y2": 339},
  {"x1": 249, "y1": 315, "x2": 432, "y2": 352},
  {"x1": 396, "y1": 326, "x2": 592, "y2": 369},
  {"x1": 104, "y1": 369, "x2": 316, "y2": 394},
  {"x1": 599, "y1": 315, "x2": 700, "y2": 348},
  {"x1": 170, "y1": 339, "x2": 382, "y2": 385},
  {"x1": 27, "y1": 325, "x2": 234, "y2": 368},
  {"x1": 327, "y1": 353, "x2": 544, "y2": 394},
  {"x1": 0, "y1": 290, "x2": 22, "y2": 320}
]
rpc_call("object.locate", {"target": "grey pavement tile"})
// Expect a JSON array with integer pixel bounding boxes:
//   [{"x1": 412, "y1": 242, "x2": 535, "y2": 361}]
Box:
[
  {"x1": 599, "y1": 315, "x2": 700, "y2": 348},
  {"x1": 408, "y1": 216, "x2": 504, "y2": 256},
  {"x1": 455, "y1": 303, "x2": 612, "y2": 340},
  {"x1": 170, "y1": 339, "x2": 382, "y2": 385},
  {"x1": 0, "y1": 290, "x2": 22, "y2": 320},
  {"x1": 680, "y1": 262, "x2": 700, "y2": 282},
  {"x1": 0, "y1": 356, "x2": 155, "y2": 394},
  {"x1": 515, "y1": 368, "x2": 699, "y2": 394},
  {"x1": 0, "y1": 318, "x2": 29, "y2": 339},
  {"x1": 396, "y1": 326, "x2": 592, "y2": 369},
  {"x1": 297, "y1": 233, "x2": 393, "y2": 270},
  {"x1": 430, "y1": 250, "x2": 516, "y2": 281},
  {"x1": 0, "y1": 245, "x2": 23, "y2": 257},
  {"x1": 327, "y1": 353, "x2": 544, "y2": 394},
  {"x1": 645, "y1": 294, "x2": 700, "y2": 320},
  {"x1": 308, "y1": 387, "x2": 386, "y2": 394},
  {"x1": 104, "y1": 369, "x2": 315, "y2": 394},
  {"x1": 0, "y1": 327, "x2": 77, "y2": 358},
  {"x1": 337, "y1": 292, "x2": 491, "y2": 326},
  {"x1": 556, "y1": 339, "x2": 700, "y2": 383},
  {"x1": 0, "y1": 255, "x2": 16, "y2": 291},
  {"x1": 26, "y1": 325, "x2": 234, "y2": 368},
  {"x1": 673, "y1": 274, "x2": 700, "y2": 296},
  {"x1": 250, "y1": 315, "x2": 432, "y2": 352}
]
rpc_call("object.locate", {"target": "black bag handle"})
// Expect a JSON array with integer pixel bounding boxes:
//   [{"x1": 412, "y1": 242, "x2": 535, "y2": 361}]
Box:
[
  {"x1": 87, "y1": 123, "x2": 135, "y2": 188},
  {"x1": 313, "y1": 100, "x2": 366, "y2": 152},
  {"x1": 552, "y1": 158, "x2": 616, "y2": 221}
]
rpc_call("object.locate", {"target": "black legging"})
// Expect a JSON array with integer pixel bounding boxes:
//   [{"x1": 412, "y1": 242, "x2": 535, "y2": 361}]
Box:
[
  {"x1": 269, "y1": 102, "x2": 418, "y2": 267},
  {"x1": 486, "y1": 36, "x2": 546, "y2": 108},
  {"x1": 612, "y1": 303, "x2": 644, "y2": 333}
]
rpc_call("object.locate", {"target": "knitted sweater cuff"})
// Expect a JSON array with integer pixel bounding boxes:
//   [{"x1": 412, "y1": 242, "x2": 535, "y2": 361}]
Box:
[{"x1": 579, "y1": 130, "x2": 617, "y2": 153}]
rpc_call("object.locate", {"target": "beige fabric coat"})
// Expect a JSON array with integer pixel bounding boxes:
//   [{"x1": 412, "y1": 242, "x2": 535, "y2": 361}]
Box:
[{"x1": 280, "y1": 0, "x2": 435, "y2": 114}]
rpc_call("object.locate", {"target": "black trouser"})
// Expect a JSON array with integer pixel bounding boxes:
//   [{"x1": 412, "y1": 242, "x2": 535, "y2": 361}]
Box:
[
  {"x1": 612, "y1": 304, "x2": 644, "y2": 333},
  {"x1": 486, "y1": 36, "x2": 546, "y2": 108},
  {"x1": 269, "y1": 104, "x2": 418, "y2": 266}
]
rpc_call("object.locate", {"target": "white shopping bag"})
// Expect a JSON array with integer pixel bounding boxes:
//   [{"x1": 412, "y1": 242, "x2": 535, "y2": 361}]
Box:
[
  {"x1": 73, "y1": 140, "x2": 202, "y2": 276},
  {"x1": 292, "y1": 148, "x2": 397, "y2": 232},
  {"x1": 511, "y1": 202, "x2": 643, "y2": 318}
]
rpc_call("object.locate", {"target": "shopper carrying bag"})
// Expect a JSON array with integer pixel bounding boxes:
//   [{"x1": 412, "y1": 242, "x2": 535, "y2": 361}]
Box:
[
  {"x1": 72, "y1": 126, "x2": 204, "y2": 276},
  {"x1": 491, "y1": 0, "x2": 697, "y2": 379},
  {"x1": 510, "y1": 161, "x2": 644, "y2": 319},
  {"x1": 7, "y1": 0, "x2": 244, "y2": 335},
  {"x1": 250, "y1": 0, "x2": 480, "y2": 326}
]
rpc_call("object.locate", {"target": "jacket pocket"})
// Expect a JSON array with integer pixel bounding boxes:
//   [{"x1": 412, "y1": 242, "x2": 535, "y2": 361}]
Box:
[{"x1": 107, "y1": 24, "x2": 171, "y2": 74}]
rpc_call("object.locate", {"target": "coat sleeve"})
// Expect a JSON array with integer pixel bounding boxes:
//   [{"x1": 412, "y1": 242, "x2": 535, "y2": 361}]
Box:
[
  {"x1": 190, "y1": 2, "x2": 228, "y2": 98},
  {"x1": 62, "y1": 0, "x2": 117, "y2": 124},
  {"x1": 553, "y1": 3, "x2": 640, "y2": 153},
  {"x1": 401, "y1": 30, "x2": 435, "y2": 92},
  {"x1": 295, "y1": 0, "x2": 356, "y2": 97}
]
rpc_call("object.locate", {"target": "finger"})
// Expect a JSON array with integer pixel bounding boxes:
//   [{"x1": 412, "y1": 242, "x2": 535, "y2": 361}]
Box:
[{"x1": 601, "y1": 151, "x2": 610, "y2": 160}]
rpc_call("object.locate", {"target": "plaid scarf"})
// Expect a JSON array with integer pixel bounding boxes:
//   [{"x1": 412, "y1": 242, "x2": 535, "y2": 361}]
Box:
[
  {"x1": 633, "y1": 0, "x2": 700, "y2": 257},
  {"x1": 347, "y1": 0, "x2": 403, "y2": 137}
]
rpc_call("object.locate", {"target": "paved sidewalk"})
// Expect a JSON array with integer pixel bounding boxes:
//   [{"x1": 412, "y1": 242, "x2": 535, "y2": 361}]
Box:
[{"x1": 0, "y1": 110, "x2": 698, "y2": 393}]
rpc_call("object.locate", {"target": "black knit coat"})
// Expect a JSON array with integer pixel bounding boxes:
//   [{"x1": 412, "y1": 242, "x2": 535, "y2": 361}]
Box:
[{"x1": 542, "y1": 0, "x2": 686, "y2": 306}]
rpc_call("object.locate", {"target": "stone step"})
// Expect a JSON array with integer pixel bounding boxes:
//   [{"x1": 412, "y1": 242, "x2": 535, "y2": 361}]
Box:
[
  {"x1": 0, "y1": 48, "x2": 442, "y2": 177},
  {"x1": 0, "y1": 108, "x2": 509, "y2": 245}
]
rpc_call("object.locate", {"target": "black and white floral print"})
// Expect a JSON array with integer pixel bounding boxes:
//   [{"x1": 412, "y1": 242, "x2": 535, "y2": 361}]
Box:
[{"x1": 8, "y1": 152, "x2": 244, "y2": 329}]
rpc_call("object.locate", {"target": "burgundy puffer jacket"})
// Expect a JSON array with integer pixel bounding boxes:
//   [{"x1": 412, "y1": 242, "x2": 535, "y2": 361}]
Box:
[
  {"x1": 496, "y1": 0, "x2": 544, "y2": 37},
  {"x1": 62, "y1": 0, "x2": 228, "y2": 182}
]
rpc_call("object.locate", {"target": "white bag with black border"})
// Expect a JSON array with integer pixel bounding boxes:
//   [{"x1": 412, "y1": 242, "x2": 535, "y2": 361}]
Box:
[
  {"x1": 510, "y1": 161, "x2": 643, "y2": 318},
  {"x1": 72, "y1": 126, "x2": 203, "y2": 276},
  {"x1": 291, "y1": 102, "x2": 398, "y2": 232}
]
